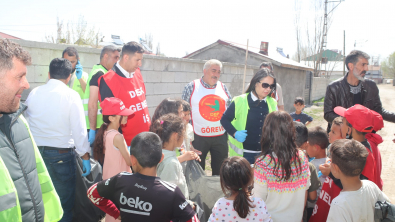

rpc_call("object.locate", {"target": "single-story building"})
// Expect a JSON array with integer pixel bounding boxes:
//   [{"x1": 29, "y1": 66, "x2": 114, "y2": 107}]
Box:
[{"x1": 184, "y1": 39, "x2": 314, "y2": 111}]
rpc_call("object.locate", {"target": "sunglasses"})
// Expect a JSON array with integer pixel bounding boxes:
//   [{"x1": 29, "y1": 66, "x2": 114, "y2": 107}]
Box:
[{"x1": 259, "y1": 82, "x2": 276, "y2": 89}]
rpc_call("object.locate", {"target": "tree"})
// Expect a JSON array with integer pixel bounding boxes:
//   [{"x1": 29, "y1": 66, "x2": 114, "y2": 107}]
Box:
[
  {"x1": 293, "y1": 0, "x2": 336, "y2": 77},
  {"x1": 44, "y1": 16, "x2": 101, "y2": 47},
  {"x1": 381, "y1": 52, "x2": 395, "y2": 81}
]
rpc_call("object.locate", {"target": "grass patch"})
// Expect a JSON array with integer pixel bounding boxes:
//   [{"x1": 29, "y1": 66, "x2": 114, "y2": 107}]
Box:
[{"x1": 312, "y1": 97, "x2": 325, "y2": 103}]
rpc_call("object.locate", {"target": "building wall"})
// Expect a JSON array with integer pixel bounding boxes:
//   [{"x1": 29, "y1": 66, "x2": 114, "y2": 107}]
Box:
[
  {"x1": 12, "y1": 39, "x2": 257, "y2": 116},
  {"x1": 311, "y1": 77, "x2": 331, "y2": 101},
  {"x1": 188, "y1": 44, "x2": 308, "y2": 112}
]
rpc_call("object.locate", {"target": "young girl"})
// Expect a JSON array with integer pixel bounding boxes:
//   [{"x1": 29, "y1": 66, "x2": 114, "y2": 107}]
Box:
[
  {"x1": 151, "y1": 98, "x2": 200, "y2": 164},
  {"x1": 209, "y1": 156, "x2": 272, "y2": 222},
  {"x1": 93, "y1": 98, "x2": 134, "y2": 222},
  {"x1": 253, "y1": 111, "x2": 310, "y2": 222},
  {"x1": 150, "y1": 113, "x2": 192, "y2": 198}
]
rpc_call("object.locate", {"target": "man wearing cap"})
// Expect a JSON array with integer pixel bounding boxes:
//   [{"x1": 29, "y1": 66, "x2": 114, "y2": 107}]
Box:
[
  {"x1": 98, "y1": 42, "x2": 150, "y2": 146},
  {"x1": 84, "y1": 45, "x2": 120, "y2": 145},
  {"x1": 324, "y1": 50, "x2": 395, "y2": 132},
  {"x1": 25, "y1": 58, "x2": 91, "y2": 222},
  {"x1": 181, "y1": 59, "x2": 231, "y2": 176}
]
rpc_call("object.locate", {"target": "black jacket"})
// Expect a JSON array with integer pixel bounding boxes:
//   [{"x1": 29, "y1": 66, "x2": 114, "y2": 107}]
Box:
[{"x1": 324, "y1": 73, "x2": 395, "y2": 130}]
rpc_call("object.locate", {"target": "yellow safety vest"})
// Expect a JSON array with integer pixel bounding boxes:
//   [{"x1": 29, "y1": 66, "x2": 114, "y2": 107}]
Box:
[
  {"x1": 228, "y1": 93, "x2": 277, "y2": 157},
  {"x1": 83, "y1": 65, "x2": 107, "y2": 129}
]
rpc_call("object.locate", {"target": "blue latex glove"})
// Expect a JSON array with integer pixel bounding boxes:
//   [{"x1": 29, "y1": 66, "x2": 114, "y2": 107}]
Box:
[
  {"x1": 127, "y1": 146, "x2": 131, "y2": 153},
  {"x1": 88, "y1": 130, "x2": 96, "y2": 145},
  {"x1": 317, "y1": 171, "x2": 323, "y2": 178},
  {"x1": 235, "y1": 130, "x2": 248, "y2": 143},
  {"x1": 81, "y1": 159, "x2": 91, "y2": 177},
  {"x1": 75, "y1": 61, "x2": 83, "y2": 79}
]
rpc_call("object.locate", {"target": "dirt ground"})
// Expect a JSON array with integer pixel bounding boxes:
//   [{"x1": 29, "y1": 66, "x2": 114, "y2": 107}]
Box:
[{"x1": 204, "y1": 84, "x2": 395, "y2": 199}]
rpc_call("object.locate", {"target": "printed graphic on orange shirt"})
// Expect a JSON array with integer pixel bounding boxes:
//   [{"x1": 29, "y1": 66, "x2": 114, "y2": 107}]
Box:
[{"x1": 199, "y1": 95, "x2": 225, "y2": 122}]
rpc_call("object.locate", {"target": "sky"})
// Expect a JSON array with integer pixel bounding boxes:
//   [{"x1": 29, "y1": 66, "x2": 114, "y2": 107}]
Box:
[{"x1": 1, "y1": 0, "x2": 395, "y2": 62}]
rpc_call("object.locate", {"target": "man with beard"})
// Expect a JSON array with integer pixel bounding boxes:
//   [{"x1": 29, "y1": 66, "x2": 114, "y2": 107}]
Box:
[
  {"x1": 62, "y1": 47, "x2": 88, "y2": 100},
  {"x1": 324, "y1": 50, "x2": 395, "y2": 132}
]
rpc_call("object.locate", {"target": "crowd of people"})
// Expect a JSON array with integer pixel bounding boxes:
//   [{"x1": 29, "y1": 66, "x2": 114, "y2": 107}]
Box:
[{"x1": 0, "y1": 38, "x2": 394, "y2": 222}]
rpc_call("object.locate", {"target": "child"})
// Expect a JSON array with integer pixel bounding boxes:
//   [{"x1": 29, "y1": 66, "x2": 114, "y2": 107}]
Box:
[
  {"x1": 92, "y1": 97, "x2": 135, "y2": 222},
  {"x1": 328, "y1": 117, "x2": 343, "y2": 144},
  {"x1": 290, "y1": 97, "x2": 313, "y2": 125},
  {"x1": 253, "y1": 111, "x2": 310, "y2": 222},
  {"x1": 334, "y1": 104, "x2": 383, "y2": 189},
  {"x1": 306, "y1": 127, "x2": 329, "y2": 210},
  {"x1": 180, "y1": 100, "x2": 202, "y2": 154},
  {"x1": 150, "y1": 113, "x2": 196, "y2": 199},
  {"x1": 150, "y1": 98, "x2": 184, "y2": 129},
  {"x1": 209, "y1": 156, "x2": 272, "y2": 222},
  {"x1": 327, "y1": 139, "x2": 390, "y2": 222},
  {"x1": 294, "y1": 121, "x2": 321, "y2": 222},
  {"x1": 150, "y1": 98, "x2": 200, "y2": 164},
  {"x1": 309, "y1": 105, "x2": 384, "y2": 222},
  {"x1": 87, "y1": 132, "x2": 199, "y2": 222}
]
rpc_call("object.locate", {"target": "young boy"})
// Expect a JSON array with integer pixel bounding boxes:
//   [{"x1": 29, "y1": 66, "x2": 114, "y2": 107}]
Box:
[
  {"x1": 290, "y1": 97, "x2": 313, "y2": 125},
  {"x1": 309, "y1": 105, "x2": 385, "y2": 222},
  {"x1": 327, "y1": 139, "x2": 389, "y2": 222},
  {"x1": 294, "y1": 121, "x2": 321, "y2": 222},
  {"x1": 306, "y1": 126, "x2": 329, "y2": 211},
  {"x1": 87, "y1": 132, "x2": 199, "y2": 222},
  {"x1": 334, "y1": 104, "x2": 384, "y2": 189}
]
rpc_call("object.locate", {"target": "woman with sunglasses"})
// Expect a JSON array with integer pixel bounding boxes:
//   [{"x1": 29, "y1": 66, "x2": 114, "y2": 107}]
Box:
[{"x1": 220, "y1": 68, "x2": 277, "y2": 164}]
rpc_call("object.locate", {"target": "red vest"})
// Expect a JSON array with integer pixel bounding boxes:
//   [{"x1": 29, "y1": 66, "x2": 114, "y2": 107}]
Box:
[{"x1": 99, "y1": 68, "x2": 150, "y2": 146}]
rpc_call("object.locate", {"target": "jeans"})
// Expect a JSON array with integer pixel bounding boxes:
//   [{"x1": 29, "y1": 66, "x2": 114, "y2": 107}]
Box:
[{"x1": 38, "y1": 147, "x2": 76, "y2": 222}]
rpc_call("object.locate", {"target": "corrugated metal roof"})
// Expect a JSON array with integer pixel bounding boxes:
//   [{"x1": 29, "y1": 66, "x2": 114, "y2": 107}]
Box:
[{"x1": 185, "y1": 39, "x2": 313, "y2": 71}]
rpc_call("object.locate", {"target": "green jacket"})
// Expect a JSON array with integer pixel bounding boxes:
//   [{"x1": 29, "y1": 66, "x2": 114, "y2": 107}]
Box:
[
  {"x1": 228, "y1": 93, "x2": 277, "y2": 157},
  {"x1": 0, "y1": 104, "x2": 63, "y2": 222},
  {"x1": 83, "y1": 64, "x2": 107, "y2": 129}
]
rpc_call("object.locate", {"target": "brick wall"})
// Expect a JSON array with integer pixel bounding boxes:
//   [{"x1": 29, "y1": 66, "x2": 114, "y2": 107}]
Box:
[
  {"x1": 310, "y1": 77, "x2": 331, "y2": 101},
  {"x1": 13, "y1": 40, "x2": 257, "y2": 116}
]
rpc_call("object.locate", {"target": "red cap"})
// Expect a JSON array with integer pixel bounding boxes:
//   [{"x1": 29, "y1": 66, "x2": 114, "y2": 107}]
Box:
[
  {"x1": 100, "y1": 97, "x2": 135, "y2": 116},
  {"x1": 334, "y1": 104, "x2": 384, "y2": 133}
]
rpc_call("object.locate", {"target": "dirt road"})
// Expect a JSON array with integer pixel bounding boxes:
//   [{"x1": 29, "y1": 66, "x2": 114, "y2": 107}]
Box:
[{"x1": 376, "y1": 84, "x2": 395, "y2": 200}]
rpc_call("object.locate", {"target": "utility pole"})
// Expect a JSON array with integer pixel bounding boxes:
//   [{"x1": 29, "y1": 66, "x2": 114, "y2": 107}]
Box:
[{"x1": 317, "y1": 0, "x2": 343, "y2": 77}]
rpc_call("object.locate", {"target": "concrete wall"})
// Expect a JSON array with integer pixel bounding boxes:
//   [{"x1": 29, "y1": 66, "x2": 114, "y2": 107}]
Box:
[
  {"x1": 188, "y1": 44, "x2": 308, "y2": 112},
  {"x1": 12, "y1": 39, "x2": 257, "y2": 116},
  {"x1": 311, "y1": 77, "x2": 331, "y2": 101}
]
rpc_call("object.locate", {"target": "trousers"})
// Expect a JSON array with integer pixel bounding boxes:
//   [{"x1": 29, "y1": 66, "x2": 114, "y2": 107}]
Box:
[
  {"x1": 192, "y1": 133, "x2": 228, "y2": 175},
  {"x1": 38, "y1": 146, "x2": 76, "y2": 222}
]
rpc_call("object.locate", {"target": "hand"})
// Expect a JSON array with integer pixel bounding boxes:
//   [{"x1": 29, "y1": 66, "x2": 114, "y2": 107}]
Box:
[
  {"x1": 88, "y1": 130, "x2": 96, "y2": 145},
  {"x1": 75, "y1": 61, "x2": 83, "y2": 79},
  {"x1": 190, "y1": 144, "x2": 202, "y2": 155},
  {"x1": 182, "y1": 151, "x2": 201, "y2": 162},
  {"x1": 82, "y1": 158, "x2": 91, "y2": 177},
  {"x1": 319, "y1": 160, "x2": 331, "y2": 176},
  {"x1": 234, "y1": 130, "x2": 248, "y2": 143}
]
